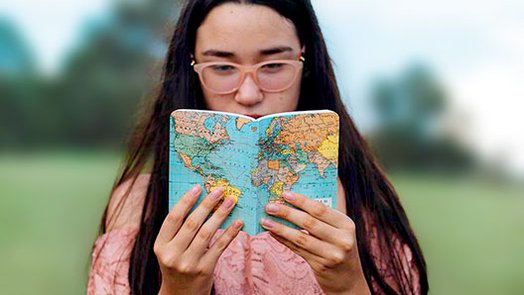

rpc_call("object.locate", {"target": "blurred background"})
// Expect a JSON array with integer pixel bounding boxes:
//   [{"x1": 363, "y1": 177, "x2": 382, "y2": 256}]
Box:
[{"x1": 0, "y1": 0, "x2": 523, "y2": 294}]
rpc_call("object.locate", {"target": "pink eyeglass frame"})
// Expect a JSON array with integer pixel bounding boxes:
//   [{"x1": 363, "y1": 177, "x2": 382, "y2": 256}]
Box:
[{"x1": 191, "y1": 56, "x2": 305, "y2": 94}]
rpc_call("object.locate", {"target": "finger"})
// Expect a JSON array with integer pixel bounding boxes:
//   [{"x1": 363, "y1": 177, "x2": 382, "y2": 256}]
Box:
[
  {"x1": 187, "y1": 197, "x2": 239, "y2": 256},
  {"x1": 264, "y1": 202, "x2": 339, "y2": 244},
  {"x1": 261, "y1": 218, "x2": 336, "y2": 259},
  {"x1": 156, "y1": 184, "x2": 202, "y2": 244},
  {"x1": 269, "y1": 232, "x2": 322, "y2": 264},
  {"x1": 270, "y1": 232, "x2": 338, "y2": 274},
  {"x1": 201, "y1": 219, "x2": 243, "y2": 265},
  {"x1": 282, "y1": 191, "x2": 352, "y2": 229},
  {"x1": 170, "y1": 187, "x2": 225, "y2": 249}
]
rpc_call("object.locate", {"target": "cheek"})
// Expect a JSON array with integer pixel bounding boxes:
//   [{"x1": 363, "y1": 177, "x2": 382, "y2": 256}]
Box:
[
  {"x1": 274, "y1": 89, "x2": 299, "y2": 110},
  {"x1": 289, "y1": 82, "x2": 301, "y2": 105},
  {"x1": 203, "y1": 96, "x2": 220, "y2": 110},
  {"x1": 202, "y1": 89, "x2": 227, "y2": 110}
]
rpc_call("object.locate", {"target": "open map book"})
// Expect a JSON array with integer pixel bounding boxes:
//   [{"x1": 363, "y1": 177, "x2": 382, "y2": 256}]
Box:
[{"x1": 168, "y1": 109, "x2": 339, "y2": 236}]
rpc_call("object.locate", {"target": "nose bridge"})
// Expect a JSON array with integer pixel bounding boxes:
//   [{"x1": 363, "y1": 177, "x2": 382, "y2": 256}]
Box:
[
  {"x1": 235, "y1": 66, "x2": 263, "y2": 104},
  {"x1": 241, "y1": 64, "x2": 257, "y2": 83}
]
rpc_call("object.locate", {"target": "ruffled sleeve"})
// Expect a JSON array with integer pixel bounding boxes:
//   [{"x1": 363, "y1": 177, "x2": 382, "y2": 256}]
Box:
[{"x1": 87, "y1": 228, "x2": 138, "y2": 295}]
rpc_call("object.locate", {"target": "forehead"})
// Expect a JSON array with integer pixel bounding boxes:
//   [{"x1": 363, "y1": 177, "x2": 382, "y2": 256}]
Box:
[{"x1": 195, "y1": 3, "x2": 301, "y2": 57}]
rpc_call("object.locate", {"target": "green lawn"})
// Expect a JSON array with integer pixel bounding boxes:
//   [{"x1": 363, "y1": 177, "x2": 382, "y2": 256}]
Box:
[
  {"x1": 392, "y1": 174, "x2": 524, "y2": 295},
  {"x1": 0, "y1": 152, "x2": 120, "y2": 295},
  {"x1": 0, "y1": 153, "x2": 523, "y2": 294}
]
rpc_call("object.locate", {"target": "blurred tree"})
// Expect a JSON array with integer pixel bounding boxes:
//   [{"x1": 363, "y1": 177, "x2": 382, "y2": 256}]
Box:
[
  {"x1": 0, "y1": 1, "x2": 181, "y2": 150},
  {"x1": 369, "y1": 63, "x2": 475, "y2": 172},
  {"x1": 0, "y1": 18, "x2": 35, "y2": 76},
  {"x1": 54, "y1": 0, "x2": 181, "y2": 147},
  {"x1": 0, "y1": 18, "x2": 43, "y2": 148}
]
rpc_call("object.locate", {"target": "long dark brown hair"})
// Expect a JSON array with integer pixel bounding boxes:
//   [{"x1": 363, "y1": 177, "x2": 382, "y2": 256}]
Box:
[{"x1": 96, "y1": 0, "x2": 428, "y2": 294}]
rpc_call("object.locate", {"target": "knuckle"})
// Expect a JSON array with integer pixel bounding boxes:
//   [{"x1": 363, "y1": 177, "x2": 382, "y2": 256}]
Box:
[
  {"x1": 217, "y1": 203, "x2": 231, "y2": 215},
  {"x1": 213, "y1": 238, "x2": 227, "y2": 250},
  {"x1": 223, "y1": 230, "x2": 235, "y2": 243},
  {"x1": 339, "y1": 237, "x2": 355, "y2": 253},
  {"x1": 277, "y1": 207, "x2": 289, "y2": 219},
  {"x1": 184, "y1": 217, "x2": 199, "y2": 232},
  {"x1": 302, "y1": 216, "x2": 317, "y2": 230},
  {"x1": 196, "y1": 227, "x2": 214, "y2": 242},
  {"x1": 311, "y1": 203, "x2": 328, "y2": 218},
  {"x1": 328, "y1": 251, "x2": 345, "y2": 266},
  {"x1": 179, "y1": 196, "x2": 194, "y2": 208},
  {"x1": 295, "y1": 232, "x2": 309, "y2": 248},
  {"x1": 176, "y1": 261, "x2": 193, "y2": 273},
  {"x1": 312, "y1": 261, "x2": 328, "y2": 274},
  {"x1": 268, "y1": 222, "x2": 281, "y2": 234},
  {"x1": 194, "y1": 265, "x2": 207, "y2": 276},
  {"x1": 166, "y1": 211, "x2": 181, "y2": 225},
  {"x1": 201, "y1": 198, "x2": 216, "y2": 211},
  {"x1": 214, "y1": 229, "x2": 235, "y2": 250},
  {"x1": 293, "y1": 195, "x2": 305, "y2": 207},
  {"x1": 345, "y1": 218, "x2": 356, "y2": 232},
  {"x1": 180, "y1": 264, "x2": 204, "y2": 275},
  {"x1": 158, "y1": 252, "x2": 176, "y2": 267},
  {"x1": 153, "y1": 243, "x2": 162, "y2": 256},
  {"x1": 175, "y1": 260, "x2": 205, "y2": 275}
]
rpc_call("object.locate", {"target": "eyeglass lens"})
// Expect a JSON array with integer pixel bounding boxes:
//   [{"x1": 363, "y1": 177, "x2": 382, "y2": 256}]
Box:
[{"x1": 201, "y1": 62, "x2": 297, "y2": 93}]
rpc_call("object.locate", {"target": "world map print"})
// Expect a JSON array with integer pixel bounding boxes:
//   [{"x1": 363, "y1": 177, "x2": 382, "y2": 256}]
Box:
[{"x1": 169, "y1": 109, "x2": 339, "y2": 235}]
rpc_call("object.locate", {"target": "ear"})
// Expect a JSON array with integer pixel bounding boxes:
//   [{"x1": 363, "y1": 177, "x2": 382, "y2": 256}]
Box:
[
  {"x1": 299, "y1": 46, "x2": 306, "y2": 62},
  {"x1": 300, "y1": 45, "x2": 309, "y2": 77}
]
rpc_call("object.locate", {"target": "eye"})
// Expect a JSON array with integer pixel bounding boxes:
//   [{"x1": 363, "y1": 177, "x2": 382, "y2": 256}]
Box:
[
  {"x1": 210, "y1": 64, "x2": 236, "y2": 72},
  {"x1": 260, "y1": 62, "x2": 286, "y2": 73},
  {"x1": 262, "y1": 63, "x2": 284, "y2": 70}
]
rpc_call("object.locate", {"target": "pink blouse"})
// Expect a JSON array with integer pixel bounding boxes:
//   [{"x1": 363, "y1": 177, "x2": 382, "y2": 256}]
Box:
[{"x1": 88, "y1": 228, "x2": 420, "y2": 294}]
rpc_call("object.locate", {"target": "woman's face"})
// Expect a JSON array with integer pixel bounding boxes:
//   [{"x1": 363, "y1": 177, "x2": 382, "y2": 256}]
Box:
[{"x1": 194, "y1": 3, "x2": 303, "y2": 118}]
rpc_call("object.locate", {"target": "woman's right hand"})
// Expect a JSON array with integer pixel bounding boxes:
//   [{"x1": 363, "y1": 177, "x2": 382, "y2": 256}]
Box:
[{"x1": 154, "y1": 184, "x2": 242, "y2": 295}]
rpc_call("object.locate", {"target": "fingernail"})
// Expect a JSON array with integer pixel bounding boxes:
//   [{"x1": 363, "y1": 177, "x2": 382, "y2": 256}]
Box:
[
  {"x1": 283, "y1": 191, "x2": 295, "y2": 201},
  {"x1": 261, "y1": 218, "x2": 275, "y2": 229},
  {"x1": 222, "y1": 197, "x2": 235, "y2": 210},
  {"x1": 190, "y1": 184, "x2": 201, "y2": 195},
  {"x1": 266, "y1": 203, "x2": 279, "y2": 213},
  {"x1": 209, "y1": 187, "x2": 224, "y2": 200}
]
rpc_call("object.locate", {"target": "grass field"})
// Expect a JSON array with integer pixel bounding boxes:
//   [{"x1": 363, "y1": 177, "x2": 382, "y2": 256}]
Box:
[{"x1": 0, "y1": 153, "x2": 523, "y2": 294}]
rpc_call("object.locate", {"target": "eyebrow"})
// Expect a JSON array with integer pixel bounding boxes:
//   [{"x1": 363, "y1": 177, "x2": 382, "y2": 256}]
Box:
[
  {"x1": 201, "y1": 46, "x2": 294, "y2": 58},
  {"x1": 202, "y1": 50, "x2": 234, "y2": 58},
  {"x1": 259, "y1": 46, "x2": 294, "y2": 55}
]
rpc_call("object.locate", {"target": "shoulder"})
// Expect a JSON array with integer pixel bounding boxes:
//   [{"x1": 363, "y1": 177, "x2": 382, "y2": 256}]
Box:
[{"x1": 105, "y1": 173, "x2": 151, "y2": 232}]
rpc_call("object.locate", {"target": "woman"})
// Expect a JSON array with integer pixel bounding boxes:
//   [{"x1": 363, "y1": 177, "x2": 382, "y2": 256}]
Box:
[{"x1": 88, "y1": 0, "x2": 428, "y2": 294}]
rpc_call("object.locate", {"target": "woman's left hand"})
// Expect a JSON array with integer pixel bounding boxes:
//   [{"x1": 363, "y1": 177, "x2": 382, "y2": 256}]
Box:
[{"x1": 261, "y1": 191, "x2": 371, "y2": 295}]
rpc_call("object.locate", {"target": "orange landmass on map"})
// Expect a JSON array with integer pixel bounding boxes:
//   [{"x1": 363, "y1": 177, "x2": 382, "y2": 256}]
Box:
[
  {"x1": 179, "y1": 153, "x2": 194, "y2": 169},
  {"x1": 274, "y1": 113, "x2": 338, "y2": 153},
  {"x1": 285, "y1": 170, "x2": 300, "y2": 184},
  {"x1": 204, "y1": 176, "x2": 241, "y2": 203},
  {"x1": 172, "y1": 112, "x2": 230, "y2": 144},
  {"x1": 267, "y1": 159, "x2": 280, "y2": 170},
  {"x1": 235, "y1": 117, "x2": 252, "y2": 131}
]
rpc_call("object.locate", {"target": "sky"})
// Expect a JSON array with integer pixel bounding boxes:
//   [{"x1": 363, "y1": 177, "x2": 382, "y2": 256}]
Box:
[
  {"x1": 313, "y1": 0, "x2": 524, "y2": 176},
  {"x1": 1, "y1": 0, "x2": 523, "y2": 176}
]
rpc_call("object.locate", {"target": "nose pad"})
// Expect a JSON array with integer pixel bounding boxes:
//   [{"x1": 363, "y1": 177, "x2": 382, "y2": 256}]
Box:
[{"x1": 234, "y1": 73, "x2": 263, "y2": 105}]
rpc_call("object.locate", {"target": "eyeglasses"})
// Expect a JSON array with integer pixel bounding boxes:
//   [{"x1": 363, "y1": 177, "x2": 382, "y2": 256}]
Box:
[{"x1": 191, "y1": 57, "x2": 304, "y2": 94}]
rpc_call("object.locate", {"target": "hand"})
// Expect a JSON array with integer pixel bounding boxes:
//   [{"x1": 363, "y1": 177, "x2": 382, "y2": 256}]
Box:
[
  {"x1": 154, "y1": 185, "x2": 243, "y2": 295},
  {"x1": 261, "y1": 192, "x2": 370, "y2": 295}
]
